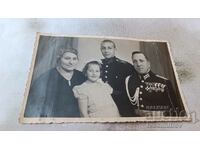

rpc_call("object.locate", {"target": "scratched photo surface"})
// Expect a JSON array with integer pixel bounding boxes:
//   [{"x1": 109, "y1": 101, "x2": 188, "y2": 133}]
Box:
[{"x1": 20, "y1": 33, "x2": 190, "y2": 123}]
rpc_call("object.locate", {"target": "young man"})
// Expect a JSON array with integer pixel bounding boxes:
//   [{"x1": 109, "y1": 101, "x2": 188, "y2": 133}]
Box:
[{"x1": 100, "y1": 39, "x2": 135, "y2": 117}]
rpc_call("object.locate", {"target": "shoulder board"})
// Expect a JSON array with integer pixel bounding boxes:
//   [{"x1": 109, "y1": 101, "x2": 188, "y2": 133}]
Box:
[
  {"x1": 116, "y1": 58, "x2": 128, "y2": 64},
  {"x1": 155, "y1": 74, "x2": 168, "y2": 80}
]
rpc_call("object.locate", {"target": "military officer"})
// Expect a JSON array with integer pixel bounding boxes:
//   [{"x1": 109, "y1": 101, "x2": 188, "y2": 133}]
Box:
[
  {"x1": 100, "y1": 39, "x2": 136, "y2": 117},
  {"x1": 125, "y1": 51, "x2": 182, "y2": 117}
]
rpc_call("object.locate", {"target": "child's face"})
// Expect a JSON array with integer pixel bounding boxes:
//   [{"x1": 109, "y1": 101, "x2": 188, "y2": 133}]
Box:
[{"x1": 86, "y1": 64, "x2": 101, "y2": 82}]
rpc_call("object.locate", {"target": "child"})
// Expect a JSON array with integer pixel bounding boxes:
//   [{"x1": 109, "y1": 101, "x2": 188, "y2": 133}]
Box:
[{"x1": 73, "y1": 61, "x2": 120, "y2": 117}]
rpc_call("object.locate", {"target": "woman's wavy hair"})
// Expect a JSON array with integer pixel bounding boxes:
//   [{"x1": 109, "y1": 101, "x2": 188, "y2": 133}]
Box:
[{"x1": 56, "y1": 48, "x2": 79, "y2": 65}]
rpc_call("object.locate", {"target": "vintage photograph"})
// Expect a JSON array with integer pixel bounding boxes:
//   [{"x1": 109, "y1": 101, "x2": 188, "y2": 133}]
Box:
[{"x1": 19, "y1": 33, "x2": 191, "y2": 123}]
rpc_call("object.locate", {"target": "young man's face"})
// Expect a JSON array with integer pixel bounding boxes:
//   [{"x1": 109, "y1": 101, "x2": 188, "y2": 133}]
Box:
[
  {"x1": 101, "y1": 42, "x2": 115, "y2": 59},
  {"x1": 132, "y1": 53, "x2": 150, "y2": 74}
]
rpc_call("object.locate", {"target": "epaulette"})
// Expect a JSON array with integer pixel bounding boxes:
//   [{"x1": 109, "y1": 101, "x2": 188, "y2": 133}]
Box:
[
  {"x1": 155, "y1": 74, "x2": 168, "y2": 80},
  {"x1": 116, "y1": 58, "x2": 128, "y2": 64},
  {"x1": 100, "y1": 59, "x2": 104, "y2": 64}
]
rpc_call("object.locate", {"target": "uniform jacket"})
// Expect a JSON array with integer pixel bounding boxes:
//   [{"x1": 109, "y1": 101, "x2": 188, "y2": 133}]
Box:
[
  {"x1": 125, "y1": 71, "x2": 181, "y2": 115},
  {"x1": 101, "y1": 56, "x2": 136, "y2": 116}
]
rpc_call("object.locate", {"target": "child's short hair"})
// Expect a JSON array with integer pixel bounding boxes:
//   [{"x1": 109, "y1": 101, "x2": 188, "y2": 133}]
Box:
[{"x1": 82, "y1": 61, "x2": 103, "y2": 77}]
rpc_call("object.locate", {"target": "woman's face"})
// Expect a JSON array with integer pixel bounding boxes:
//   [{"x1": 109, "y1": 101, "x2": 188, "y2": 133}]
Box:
[
  {"x1": 60, "y1": 52, "x2": 78, "y2": 72},
  {"x1": 86, "y1": 64, "x2": 101, "y2": 82}
]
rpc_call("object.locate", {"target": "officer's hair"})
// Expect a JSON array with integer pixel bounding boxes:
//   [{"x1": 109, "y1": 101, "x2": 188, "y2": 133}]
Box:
[
  {"x1": 82, "y1": 61, "x2": 103, "y2": 78},
  {"x1": 132, "y1": 51, "x2": 149, "y2": 61},
  {"x1": 101, "y1": 39, "x2": 116, "y2": 49}
]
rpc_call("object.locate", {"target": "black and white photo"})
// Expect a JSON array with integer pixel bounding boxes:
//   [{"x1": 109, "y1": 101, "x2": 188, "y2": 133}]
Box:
[{"x1": 19, "y1": 33, "x2": 191, "y2": 123}]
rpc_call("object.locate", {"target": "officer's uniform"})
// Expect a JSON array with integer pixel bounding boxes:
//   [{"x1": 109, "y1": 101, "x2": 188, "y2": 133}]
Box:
[
  {"x1": 101, "y1": 56, "x2": 136, "y2": 117},
  {"x1": 125, "y1": 71, "x2": 181, "y2": 117}
]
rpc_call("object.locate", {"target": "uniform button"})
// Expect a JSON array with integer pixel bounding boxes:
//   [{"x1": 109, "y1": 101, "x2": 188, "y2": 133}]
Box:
[
  {"x1": 141, "y1": 80, "x2": 144, "y2": 83},
  {"x1": 105, "y1": 76, "x2": 108, "y2": 78},
  {"x1": 139, "y1": 98, "x2": 143, "y2": 101},
  {"x1": 106, "y1": 65, "x2": 108, "y2": 68},
  {"x1": 141, "y1": 104, "x2": 144, "y2": 108},
  {"x1": 140, "y1": 85, "x2": 143, "y2": 88},
  {"x1": 105, "y1": 70, "x2": 108, "y2": 73},
  {"x1": 139, "y1": 91, "x2": 143, "y2": 94}
]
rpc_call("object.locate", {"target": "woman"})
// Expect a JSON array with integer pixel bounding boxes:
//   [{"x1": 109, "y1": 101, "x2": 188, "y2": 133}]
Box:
[{"x1": 24, "y1": 48, "x2": 86, "y2": 117}]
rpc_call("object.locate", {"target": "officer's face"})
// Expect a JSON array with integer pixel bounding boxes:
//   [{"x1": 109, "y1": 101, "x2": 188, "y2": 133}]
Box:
[
  {"x1": 132, "y1": 53, "x2": 150, "y2": 74},
  {"x1": 86, "y1": 64, "x2": 101, "y2": 82},
  {"x1": 60, "y1": 52, "x2": 78, "y2": 72},
  {"x1": 101, "y1": 42, "x2": 115, "y2": 59}
]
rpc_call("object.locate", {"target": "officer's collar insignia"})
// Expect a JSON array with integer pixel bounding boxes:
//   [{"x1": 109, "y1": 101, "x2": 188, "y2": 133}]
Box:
[
  {"x1": 139, "y1": 73, "x2": 150, "y2": 80},
  {"x1": 143, "y1": 73, "x2": 150, "y2": 80}
]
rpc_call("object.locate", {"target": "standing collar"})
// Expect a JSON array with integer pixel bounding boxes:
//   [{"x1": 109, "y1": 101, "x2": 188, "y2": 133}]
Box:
[
  {"x1": 138, "y1": 70, "x2": 154, "y2": 80},
  {"x1": 102, "y1": 56, "x2": 116, "y2": 64}
]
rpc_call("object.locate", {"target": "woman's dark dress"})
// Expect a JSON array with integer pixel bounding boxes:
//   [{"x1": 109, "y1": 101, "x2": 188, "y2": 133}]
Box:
[{"x1": 24, "y1": 68, "x2": 86, "y2": 117}]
